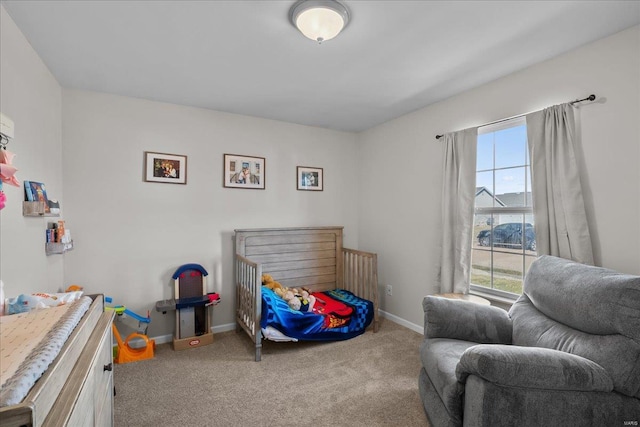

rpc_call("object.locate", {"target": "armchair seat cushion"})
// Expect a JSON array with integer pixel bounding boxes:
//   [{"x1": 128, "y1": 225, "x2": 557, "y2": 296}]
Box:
[
  {"x1": 456, "y1": 344, "x2": 613, "y2": 392},
  {"x1": 419, "y1": 338, "x2": 477, "y2": 424}
]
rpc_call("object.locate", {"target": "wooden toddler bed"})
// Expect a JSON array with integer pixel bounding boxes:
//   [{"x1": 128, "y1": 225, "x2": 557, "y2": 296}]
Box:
[{"x1": 234, "y1": 226, "x2": 379, "y2": 361}]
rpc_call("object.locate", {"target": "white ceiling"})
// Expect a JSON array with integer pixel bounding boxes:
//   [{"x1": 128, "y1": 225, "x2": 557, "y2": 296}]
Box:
[{"x1": 3, "y1": 1, "x2": 639, "y2": 132}]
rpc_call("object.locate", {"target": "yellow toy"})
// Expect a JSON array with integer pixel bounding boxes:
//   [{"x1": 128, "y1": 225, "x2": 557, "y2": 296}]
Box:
[{"x1": 261, "y1": 274, "x2": 282, "y2": 291}]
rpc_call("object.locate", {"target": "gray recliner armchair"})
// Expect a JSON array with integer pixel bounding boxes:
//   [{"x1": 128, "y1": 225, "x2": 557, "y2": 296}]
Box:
[{"x1": 419, "y1": 255, "x2": 640, "y2": 427}]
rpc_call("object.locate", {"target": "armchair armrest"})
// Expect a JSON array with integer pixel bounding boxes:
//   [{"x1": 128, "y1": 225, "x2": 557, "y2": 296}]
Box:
[
  {"x1": 456, "y1": 344, "x2": 614, "y2": 392},
  {"x1": 423, "y1": 295, "x2": 512, "y2": 344}
]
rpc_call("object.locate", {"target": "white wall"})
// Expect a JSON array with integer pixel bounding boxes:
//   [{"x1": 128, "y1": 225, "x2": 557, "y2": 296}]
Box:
[
  {"x1": 0, "y1": 6, "x2": 63, "y2": 295},
  {"x1": 2, "y1": 2, "x2": 638, "y2": 337},
  {"x1": 61, "y1": 90, "x2": 360, "y2": 337},
  {"x1": 358, "y1": 25, "x2": 640, "y2": 329}
]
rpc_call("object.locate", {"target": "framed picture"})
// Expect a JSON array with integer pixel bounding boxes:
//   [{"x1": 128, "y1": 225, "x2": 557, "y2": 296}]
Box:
[
  {"x1": 223, "y1": 154, "x2": 265, "y2": 189},
  {"x1": 297, "y1": 166, "x2": 323, "y2": 191},
  {"x1": 144, "y1": 151, "x2": 187, "y2": 184}
]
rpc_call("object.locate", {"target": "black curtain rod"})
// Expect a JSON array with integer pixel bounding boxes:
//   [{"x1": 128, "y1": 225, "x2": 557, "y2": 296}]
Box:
[
  {"x1": 569, "y1": 94, "x2": 597, "y2": 105},
  {"x1": 435, "y1": 94, "x2": 596, "y2": 140}
]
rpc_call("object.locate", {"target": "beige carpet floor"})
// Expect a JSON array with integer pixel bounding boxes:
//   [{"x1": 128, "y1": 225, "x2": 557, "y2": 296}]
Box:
[{"x1": 113, "y1": 319, "x2": 430, "y2": 426}]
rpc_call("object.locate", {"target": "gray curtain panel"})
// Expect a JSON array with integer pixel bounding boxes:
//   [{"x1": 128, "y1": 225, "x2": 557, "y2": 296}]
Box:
[
  {"x1": 436, "y1": 127, "x2": 477, "y2": 294},
  {"x1": 526, "y1": 104, "x2": 594, "y2": 265}
]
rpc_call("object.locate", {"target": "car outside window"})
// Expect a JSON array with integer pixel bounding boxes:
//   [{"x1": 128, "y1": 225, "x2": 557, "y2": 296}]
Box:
[{"x1": 471, "y1": 117, "x2": 536, "y2": 298}]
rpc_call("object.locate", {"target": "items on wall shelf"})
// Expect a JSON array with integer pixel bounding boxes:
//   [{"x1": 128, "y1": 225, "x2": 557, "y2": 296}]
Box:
[
  {"x1": 20, "y1": 181, "x2": 72, "y2": 254},
  {"x1": 45, "y1": 220, "x2": 73, "y2": 255},
  {"x1": 23, "y1": 180, "x2": 52, "y2": 213},
  {"x1": 22, "y1": 180, "x2": 61, "y2": 216}
]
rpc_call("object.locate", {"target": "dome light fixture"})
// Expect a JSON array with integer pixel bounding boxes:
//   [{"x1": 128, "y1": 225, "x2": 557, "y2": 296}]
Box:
[{"x1": 289, "y1": 0, "x2": 350, "y2": 44}]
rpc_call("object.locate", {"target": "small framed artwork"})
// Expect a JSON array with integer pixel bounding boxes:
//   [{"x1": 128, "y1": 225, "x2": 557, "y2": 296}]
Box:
[
  {"x1": 144, "y1": 151, "x2": 187, "y2": 184},
  {"x1": 297, "y1": 166, "x2": 323, "y2": 191},
  {"x1": 223, "y1": 154, "x2": 265, "y2": 189}
]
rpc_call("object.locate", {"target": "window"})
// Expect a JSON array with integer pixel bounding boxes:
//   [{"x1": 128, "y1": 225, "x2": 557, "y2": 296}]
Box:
[{"x1": 471, "y1": 117, "x2": 536, "y2": 298}]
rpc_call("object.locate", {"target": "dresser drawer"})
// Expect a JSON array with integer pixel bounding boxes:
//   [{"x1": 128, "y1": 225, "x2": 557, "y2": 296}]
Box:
[
  {"x1": 43, "y1": 310, "x2": 115, "y2": 427},
  {"x1": 93, "y1": 323, "x2": 114, "y2": 427},
  {"x1": 65, "y1": 374, "x2": 94, "y2": 426}
]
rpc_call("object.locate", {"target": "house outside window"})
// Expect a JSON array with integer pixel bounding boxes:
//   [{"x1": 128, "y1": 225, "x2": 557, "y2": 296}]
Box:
[{"x1": 471, "y1": 117, "x2": 536, "y2": 298}]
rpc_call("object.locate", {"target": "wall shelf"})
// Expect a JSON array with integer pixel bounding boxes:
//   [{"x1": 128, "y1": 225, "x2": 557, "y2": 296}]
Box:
[
  {"x1": 46, "y1": 240, "x2": 74, "y2": 256},
  {"x1": 23, "y1": 201, "x2": 59, "y2": 217}
]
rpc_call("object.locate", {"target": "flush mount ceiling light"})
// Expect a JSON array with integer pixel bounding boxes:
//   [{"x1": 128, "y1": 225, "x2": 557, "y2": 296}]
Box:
[{"x1": 289, "y1": 0, "x2": 350, "y2": 43}]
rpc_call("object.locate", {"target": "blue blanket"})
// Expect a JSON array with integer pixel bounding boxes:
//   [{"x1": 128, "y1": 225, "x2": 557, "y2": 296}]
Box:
[{"x1": 260, "y1": 287, "x2": 374, "y2": 341}]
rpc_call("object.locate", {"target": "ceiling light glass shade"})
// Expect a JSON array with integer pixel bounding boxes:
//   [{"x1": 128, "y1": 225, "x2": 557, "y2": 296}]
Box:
[{"x1": 289, "y1": 0, "x2": 350, "y2": 43}]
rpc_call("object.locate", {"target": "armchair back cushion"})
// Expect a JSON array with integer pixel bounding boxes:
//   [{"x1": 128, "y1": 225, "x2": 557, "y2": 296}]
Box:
[{"x1": 509, "y1": 255, "x2": 640, "y2": 397}]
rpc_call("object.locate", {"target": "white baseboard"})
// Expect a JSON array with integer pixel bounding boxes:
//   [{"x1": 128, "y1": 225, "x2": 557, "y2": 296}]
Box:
[
  {"x1": 212, "y1": 322, "x2": 237, "y2": 334},
  {"x1": 136, "y1": 322, "x2": 238, "y2": 347},
  {"x1": 151, "y1": 334, "x2": 173, "y2": 345},
  {"x1": 379, "y1": 309, "x2": 423, "y2": 334},
  {"x1": 124, "y1": 317, "x2": 420, "y2": 350}
]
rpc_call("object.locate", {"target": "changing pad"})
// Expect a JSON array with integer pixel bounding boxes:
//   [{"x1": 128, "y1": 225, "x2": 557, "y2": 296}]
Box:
[{"x1": 0, "y1": 296, "x2": 92, "y2": 407}]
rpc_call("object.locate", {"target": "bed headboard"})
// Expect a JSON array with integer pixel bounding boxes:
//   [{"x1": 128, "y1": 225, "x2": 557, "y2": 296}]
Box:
[{"x1": 234, "y1": 226, "x2": 344, "y2": 292}]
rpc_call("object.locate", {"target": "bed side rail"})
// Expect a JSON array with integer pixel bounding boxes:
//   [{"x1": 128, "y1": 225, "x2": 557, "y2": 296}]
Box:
[
  {"x1": 342, "y1": 248, "x2": 379, "y2": 332},
  {"x1": 235, "y1": 254, "x2": 263, "y2": 361}
]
